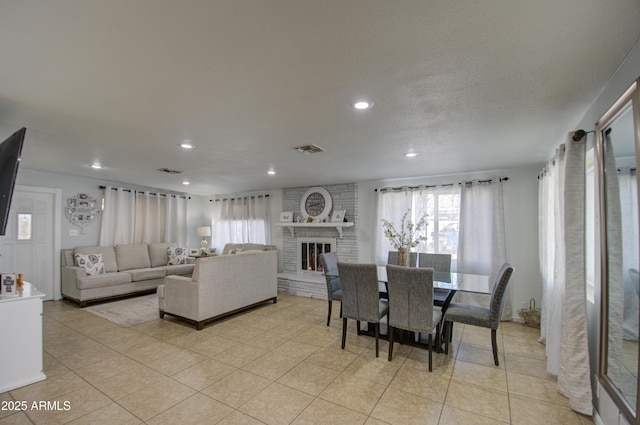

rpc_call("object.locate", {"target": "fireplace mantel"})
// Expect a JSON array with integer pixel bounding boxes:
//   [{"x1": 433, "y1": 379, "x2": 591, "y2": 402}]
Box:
[{"x1": 275, "y1": 222, "x2": 354, "y2": 238}]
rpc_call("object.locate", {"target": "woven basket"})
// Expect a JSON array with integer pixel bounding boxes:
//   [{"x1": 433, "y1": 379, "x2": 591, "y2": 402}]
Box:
[{"x1": 517, "y1": 298, "x2": 540, "y2": 328}]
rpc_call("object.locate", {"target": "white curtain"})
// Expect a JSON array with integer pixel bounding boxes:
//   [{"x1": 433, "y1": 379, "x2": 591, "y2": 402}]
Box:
[
  {"x1": 211, "y1": 195, "x2": 271, "y2": 253},
  {"x1": 538, "y1": 133, "x2": 591, "y2": 415},
  {"x1": 374, "y1": 188, "x2": 414, "y2": 265},
  {"x1": 99, "y1": 187, "x2": 189, "y2": 246},
  {"x1": 455, "y1": 179, "x2": 510, "y2": 319}
]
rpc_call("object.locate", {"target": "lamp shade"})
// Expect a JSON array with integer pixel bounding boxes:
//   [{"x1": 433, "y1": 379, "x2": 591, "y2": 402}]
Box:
[{"x1": 197, "y1": 226, "x2": 211, "y2": 237}]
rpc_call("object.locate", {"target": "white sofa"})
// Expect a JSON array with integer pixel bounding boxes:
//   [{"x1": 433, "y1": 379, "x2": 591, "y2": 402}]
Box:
[
  {"x1": 158, "y1": 248, "x2": 278, "y2": 329},
  {"x1": 61, "y1": 243, "x2": 194, "y2": 307}
]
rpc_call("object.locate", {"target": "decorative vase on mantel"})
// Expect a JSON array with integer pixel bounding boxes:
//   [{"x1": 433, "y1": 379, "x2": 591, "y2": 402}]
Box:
[{"x1": 397, "y1": 248, "x2": 410, "y2": 267}]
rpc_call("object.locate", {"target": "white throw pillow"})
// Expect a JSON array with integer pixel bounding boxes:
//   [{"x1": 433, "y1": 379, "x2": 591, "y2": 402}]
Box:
[
  {"x1": 167, "y1": 246, "x2": 187, "y2": 265},
  {"x1": 75, "y1": 253, "x2": 105, "y2": 276},
  {"x1": 228, "y1": 248, "x2": 243, "y2": 255}
]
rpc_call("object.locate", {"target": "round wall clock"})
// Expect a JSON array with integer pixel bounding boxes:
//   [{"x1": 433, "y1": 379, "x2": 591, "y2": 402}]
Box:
[{"x1": 300, "y1": 187, "x2": 332, "y2": 221}]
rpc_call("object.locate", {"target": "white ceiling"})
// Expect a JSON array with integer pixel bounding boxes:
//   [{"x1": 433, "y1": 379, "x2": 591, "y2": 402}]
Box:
[{"x1": 1, "y1": 1, "x2": 639, "y2": 196}]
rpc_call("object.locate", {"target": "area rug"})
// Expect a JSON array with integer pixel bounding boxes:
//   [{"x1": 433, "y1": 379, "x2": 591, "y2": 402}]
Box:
[{"x1": 84, "y1": 294, "x2": 159, "y2": 327}]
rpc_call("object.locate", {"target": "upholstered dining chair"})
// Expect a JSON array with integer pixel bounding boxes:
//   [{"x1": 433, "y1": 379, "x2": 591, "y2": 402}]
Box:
[
  {"x1": 319, "y1": 252, "x2": 341, "y2": 326},
  {"x1": 418, "y1": 253, "x2": 452, "y2": 306},
  {"x1": 337, "y1": 262, "x2": 389, "y2": 357},
  {"x1": 386, "y1": 264, "x2": 444, "y2": 371},
  {"x1": 387, "y1": 251, "x2": 418, "y2": 267},
  {"x1": 443, "y1": 263, "x2": 514, "y2": 366}
]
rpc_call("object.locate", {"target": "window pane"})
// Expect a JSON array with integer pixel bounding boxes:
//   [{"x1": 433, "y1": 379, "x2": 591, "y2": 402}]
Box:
[{"x1": 18, "y1": 213, "x2": 32, "y2": 240}]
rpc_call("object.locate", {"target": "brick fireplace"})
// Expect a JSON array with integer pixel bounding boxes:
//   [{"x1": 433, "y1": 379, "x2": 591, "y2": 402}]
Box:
[{"x1": 277, "y1": 183, "x2": 358, "y2": 299}]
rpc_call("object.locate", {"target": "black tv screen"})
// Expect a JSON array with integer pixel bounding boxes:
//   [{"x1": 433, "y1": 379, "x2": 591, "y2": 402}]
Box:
[{"x1": 0, "y1": 127, "x2": 26, "y2": 236}]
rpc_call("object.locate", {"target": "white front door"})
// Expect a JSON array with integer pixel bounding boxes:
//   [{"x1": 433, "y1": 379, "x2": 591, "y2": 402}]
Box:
[{"x1": 0, "y1": 186, "x2": 61, "y2": 300}]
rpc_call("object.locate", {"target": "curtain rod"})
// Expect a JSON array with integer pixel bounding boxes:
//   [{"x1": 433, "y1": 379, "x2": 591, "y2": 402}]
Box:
[
  {"x1": 99, "y1": 186, "x2": 190, "y2": 199},
  {"x1": 210, "y1": 194, "x2": 270, "y2": 202},
  {"x1": 374, "y1": 177, "x2": 509, "y2": 192}
]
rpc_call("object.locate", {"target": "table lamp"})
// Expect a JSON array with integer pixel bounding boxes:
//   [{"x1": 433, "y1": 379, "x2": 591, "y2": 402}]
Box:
[{"x1": 197, "y1": 226, "x2": 211, "y2": 255}]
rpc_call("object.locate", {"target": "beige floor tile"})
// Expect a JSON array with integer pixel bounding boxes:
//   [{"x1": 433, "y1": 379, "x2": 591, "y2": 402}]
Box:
[
  {"x1": 171, "y1": 358, "x2": 237, "y2": 391},
  {"x1": 444, "y1": 380, "x2": 509, "y2": 423},
  {"x1": 201, "y1": 369, "x2": 272, "y2": 408},
  {"x1": 9, "y1": 371, "x2": 89, "y2": 402},
  {"x1": 146, "y1": 393, "x2": 233, "y2": 425},
  {"x1": 277, "y1": 361, "x2": 340, "y2": 396},
  {"x1": 269, "y1": 340, "x2": 321, "y2": 362},
  {"x1": 292, "y1": 398, "x2": 367, "y2": 425},
  {"x1": 390, "y1": 363, "x2": 450, "y2": 403},
  {"x1": 217, "y1": 410, "x2": 266, "y2": 425},
  {"x1": 0, "y1": 393, "x2": 16, "y2": 420},
  {"x1": 502, "y1": 339, "x2": 546, "y2": 361},
  {"x1": 73, "y1": 354, "x2": 140, "y2": 384},
  {"x1": 212, "y1": 342, "x2": 269, "y2": 368},
  {"x1": 507, "y1": 371, "x2": 570, "y2": 407},
  {"x1": 342, "y1": 352, "x2": 402, "y2": 385},
  {"x1": 363, "y1": 418, "x2": 391, "y2": 425},
  {"x1": 294, "y1": 324, "x2": 343, "y2": 346},
  {"x1": 116, "y1": 376, "x2": 195, "y2": 421},
  {"x1": 456, "y1": 343, "x2": 504, "y2": 369},
  {"x1": 66, "y1": 402, "x2": 143, "y2": 425},
  {"x1": 451, "y1": 360, "x2": 507, "y2": 392},
  {"x1": 243, "y1": 331, "x2": 291, "y2": 351},
  {"x1": 145, "y1": 348, "x2": 207, "y2": 376},
  {"x1": 131, "y1": 319, "x2": 190, "y2": 341},
  {"x1": 42, "y1": 352, "x2": 71, "y2": 379},
  {"x1": 242, "y1": 350, "x2": 301, "y2": 380},
  {"x1": 92, "y1": 365, "x2": 165, "y2": 400},
  {"x1": 305, "y1": 345, "x2": 359, "y2": 372},
  {"x1": 189, "y1": 335, "x2": 241, "y2": 357},
  {"x1": 24, "y1": 386, "x2": 111, "y2": 425},
  {"x1": 240, "y1": 382, "x2": 314, "y2": 425},
  {"x1": 439, "y1": 404, "x2": 509, "y2": 425},
  {"x1": 509, "y1": 394, "x2": 583, "y2": 425},
  {"x1": 505, "y1": 352, "x2": 555, "y2": 381},
  {"x1": 370, "y1": 387, "x2": 442, "y2": 425},
  {"x1": 106, "y1": 332, "x2": 159, "y2": 354},
  {"x1": 122, "y1": 340, "x2": 181, "y2": 364},
  {"x1": 402, "y1": 347, "x2": 454, "y2": 377},
  {"x1": 319, "y1": 373, "x2": 386, "y2": 415},
  {"x1": 0, "y1": 411, "x2": 33, "y2": 425},
  {"x1": 500, "y1": 322, "x2": 541, "y2": 339}
]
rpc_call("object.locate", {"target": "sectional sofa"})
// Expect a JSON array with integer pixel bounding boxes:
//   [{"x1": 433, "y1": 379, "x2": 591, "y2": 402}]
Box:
[{"x1": 61, "y1": 243, "x2": 194, "y2": 307}]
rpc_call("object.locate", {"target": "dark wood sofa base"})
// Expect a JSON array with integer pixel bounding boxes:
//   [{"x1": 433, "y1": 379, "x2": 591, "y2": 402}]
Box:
[
  {"x1": 159, "y1": 296, "x2": 278, "y2": 330},
  {"x1": 63, "y1": 288, "x2": 158, "y2": 308}
]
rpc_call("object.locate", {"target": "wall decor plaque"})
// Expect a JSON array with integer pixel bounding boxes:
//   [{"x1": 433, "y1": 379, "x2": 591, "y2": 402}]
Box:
[{"x1": 65, "y1": 193, "x2": 99, "y2": 232}]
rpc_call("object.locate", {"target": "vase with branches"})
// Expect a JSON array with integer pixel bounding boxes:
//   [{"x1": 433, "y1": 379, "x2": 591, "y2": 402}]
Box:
[{"x1": 382, "y1": 209, "x2": 428, "y2": 266}]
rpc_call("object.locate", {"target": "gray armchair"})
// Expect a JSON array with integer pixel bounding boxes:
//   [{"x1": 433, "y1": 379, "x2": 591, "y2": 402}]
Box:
[
  {"x1": 418, "y1": 253, "x2": 452, "y2": 306},
  {"x1": 338, "y1": 262, "x2": 389, "y2": 357},
  {"x1": 319, "y1": 252, "x2": 341, "y2": 326},
  {"x1": 443, "y1": 263, "x2": 514, "y2": 366},
  {"x1": 386, "y1": 265, "x2": 444, "y2": 371}
]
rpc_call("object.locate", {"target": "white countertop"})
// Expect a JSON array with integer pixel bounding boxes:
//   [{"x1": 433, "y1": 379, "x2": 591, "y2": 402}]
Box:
[{"x1": 0, "y1": 281, "x2": 46, "y2": 303}]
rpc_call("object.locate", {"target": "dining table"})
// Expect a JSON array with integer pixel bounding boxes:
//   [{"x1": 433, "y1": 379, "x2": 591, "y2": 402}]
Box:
[{"x1": 330, "y1": 266, "x2": 491, "y2": 352}]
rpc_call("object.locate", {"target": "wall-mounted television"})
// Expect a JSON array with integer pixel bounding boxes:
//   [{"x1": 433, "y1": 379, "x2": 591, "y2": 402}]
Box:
[{"x1": 0, "y1": 127, "x2": 26, "y2": 236}]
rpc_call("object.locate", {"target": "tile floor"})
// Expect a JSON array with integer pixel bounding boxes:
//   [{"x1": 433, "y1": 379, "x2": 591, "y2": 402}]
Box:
[{"x1": 0, "y1": 293, "x2": 595, "y2": 425}]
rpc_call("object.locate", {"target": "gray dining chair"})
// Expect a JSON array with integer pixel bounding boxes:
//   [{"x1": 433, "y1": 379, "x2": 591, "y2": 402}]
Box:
[
  {"x1": 338, "y1": 262, "x2": 389, "y2": 357},
  {"x1": 386, "y1": 264, "x2": 444, "y2": 371},
  {"x1": 443, "y1": 263, "x2": 514, "y2": 366},
  {"x1": 418, "y1": 253, "x2": 452, "y2": 306},
  {"x1": 387, "y1": 251, "x2": 418, "y2": 267},
  {"x1": 319, "y1": 252, "x2": 341, "y2": 326}
]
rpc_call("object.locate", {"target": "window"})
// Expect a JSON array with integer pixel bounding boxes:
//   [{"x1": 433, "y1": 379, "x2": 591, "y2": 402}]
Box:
[{"x1": 17, "y1": 213, "x2": 32, "y2": 240}]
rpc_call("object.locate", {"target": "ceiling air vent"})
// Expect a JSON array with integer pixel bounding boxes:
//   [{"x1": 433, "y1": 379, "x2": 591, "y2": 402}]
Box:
[
  {"x1": 157, "y1": 167, "x2": 184, "y2": 174},
  {"x1": 293, "y1": 144, "x2": 325, "y2": 155}
]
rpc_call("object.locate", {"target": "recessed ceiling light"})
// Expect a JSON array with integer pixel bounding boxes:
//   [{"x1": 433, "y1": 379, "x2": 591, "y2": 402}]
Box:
[
  {"x1": 90, "y1": 162, "x2": 102, "y2": 169},
  {"x1": 405, "y1": 152, "x2": 418, "y2": 158},
  {"x1": 352, "y1": 100, "x2": 373, "y2": 110},
  {"x1": 267, "y1": 170, "x2": 276, "y2": 175},
  {"x1": 180, "y1": 141, "x2": 194, "y2": 149},
  {"x1": 182, "y1": 180, "x2": 190, "y2": 185}
]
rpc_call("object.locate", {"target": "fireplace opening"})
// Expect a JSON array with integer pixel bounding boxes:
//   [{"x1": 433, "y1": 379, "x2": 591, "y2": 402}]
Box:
[{"x1": 298, "y1": 238, "x2": 336, "y2": 273}]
